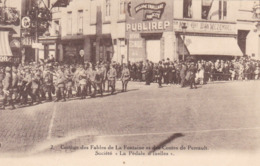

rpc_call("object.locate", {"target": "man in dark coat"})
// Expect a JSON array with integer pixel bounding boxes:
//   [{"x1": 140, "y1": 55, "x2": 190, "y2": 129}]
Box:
[
  {"x1": 188, "y1": 62, "x2": 197, "y2": 89},
  {"x1": 157, "y1": 61, "x2": 164, "y2": 88},
  {"x1": 180, "y1": 62, "x2": 187, "y2": 87}
]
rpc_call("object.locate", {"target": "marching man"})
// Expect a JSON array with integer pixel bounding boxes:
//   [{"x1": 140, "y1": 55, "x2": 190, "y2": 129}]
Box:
[
  {"x1": 107, "y1": 64, "x2": 117, "y2": 94},
  {"x1": 1, "y1": 67, "x2": 15, "y2": 110},
  {"x1": 121, "y1": 64, "x2": 130, "y2": 92}
]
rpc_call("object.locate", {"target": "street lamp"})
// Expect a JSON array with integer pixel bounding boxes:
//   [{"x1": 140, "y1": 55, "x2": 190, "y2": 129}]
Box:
[{"x1": 181, "y1": 22, "x2": 187, "y2": 61}]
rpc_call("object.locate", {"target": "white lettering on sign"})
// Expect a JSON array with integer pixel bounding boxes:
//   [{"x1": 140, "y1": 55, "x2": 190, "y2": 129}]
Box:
[
  {"x1": 126, "y1": 21, "x2": 170, "y2": 32},
  {"x1": 0, "y1": 56, "x2": 12, "y2": 62},
  {"x1": 173, "y1": 20, "x2": 235, "y2": 34}
]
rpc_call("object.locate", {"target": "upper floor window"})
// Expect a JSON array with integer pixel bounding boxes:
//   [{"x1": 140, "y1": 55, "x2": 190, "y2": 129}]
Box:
[
  {"x1": 67, "y1": 11, "x2": 72, "y2": 34},
  {"x1": 54, "y1": 20, "x2": 60, "y2": 35},
  {"x1": 105, "y1": 0, "x2": 111, "y2": 16},
  {"x1": 183, "y1": 0, "x2": 193, "y2": 18},
  {"x1": 77, "y1": 10, "x2": 83, "y2": 33},
  {"x1": 119, "y1": 0, "x2": 126, "y2": 15},
  {"x1": 206, "y1": 0, "x2": 227, "y2": 20}
]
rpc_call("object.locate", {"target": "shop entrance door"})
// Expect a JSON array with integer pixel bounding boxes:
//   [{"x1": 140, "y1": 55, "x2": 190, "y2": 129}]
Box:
[{"x1": 146, "y1": 40, "x2": 160, "y2": 63}]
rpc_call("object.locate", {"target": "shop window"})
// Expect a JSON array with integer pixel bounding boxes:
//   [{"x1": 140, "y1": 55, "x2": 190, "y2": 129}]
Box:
[
  {"x1": 67, "y1": 11, "x2": 72, "y2": 35},
  {"x1": 77, "y1": 10, "x2": 83, "y2": 34},
  {"x1": 105, "y1": 0, "x2": 111, "y2": 16},
  {"x1": 183, "y1": 0, "x2": 193, "y2": 18}
]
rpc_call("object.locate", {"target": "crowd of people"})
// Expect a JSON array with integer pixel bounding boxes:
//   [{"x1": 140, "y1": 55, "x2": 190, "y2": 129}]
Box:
[
  {"x1": 128, "y1": 57, "x2": 260, "y2": 87},
  {"x1": 0, "y1": 61, "x2": 131, "y2": 110},
  {"x1": 1, "y1": 56, "x2": 260, "y2": 110}
]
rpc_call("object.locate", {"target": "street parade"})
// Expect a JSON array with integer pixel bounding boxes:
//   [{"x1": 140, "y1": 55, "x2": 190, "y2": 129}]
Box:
[{"x1": 1, "y1": 56, "x2": 260, "y2": 110}]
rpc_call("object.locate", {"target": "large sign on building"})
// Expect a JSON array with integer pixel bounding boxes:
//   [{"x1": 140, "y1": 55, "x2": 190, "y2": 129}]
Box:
[
  {"x1": 126, "y1": 0, "x2": 173, "y2": 33},
  {"x1": 126, "y1": 0, "x2": 173, "y2": 62}
]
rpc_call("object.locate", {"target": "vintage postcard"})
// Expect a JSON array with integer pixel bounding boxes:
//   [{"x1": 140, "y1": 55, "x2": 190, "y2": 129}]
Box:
[{"x1": 0, "y1": 0, "x2": 260, "y2": 165}]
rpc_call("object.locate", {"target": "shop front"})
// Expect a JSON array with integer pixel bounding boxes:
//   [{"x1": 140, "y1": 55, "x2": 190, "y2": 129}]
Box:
[
  {"x1": 0, "y1": 30, "x2": 13, "y2": 65},
  {"x1": 38, "y1": 36, "x2": 60, "y2": 62},
  {"x1": 126, "y1": 0, "x2": 174, "y2": 63},
  {"x1": 174, "y1": 19, "x2": 243, "y2": 61}
]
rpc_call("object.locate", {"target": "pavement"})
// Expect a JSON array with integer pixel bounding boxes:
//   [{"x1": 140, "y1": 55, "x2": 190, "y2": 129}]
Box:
[{"x1": 0, "y1": 80, "x2": 260, "y2": 158}]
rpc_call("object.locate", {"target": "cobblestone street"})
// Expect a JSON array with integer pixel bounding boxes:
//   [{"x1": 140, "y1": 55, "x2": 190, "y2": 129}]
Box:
[{"x1": 0, "y1": 80, "x2": 260, "y2": 158}]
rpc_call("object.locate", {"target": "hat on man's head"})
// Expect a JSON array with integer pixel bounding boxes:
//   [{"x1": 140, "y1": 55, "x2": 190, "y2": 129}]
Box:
[{"x1": 5, "y1": 67, "x2": 11, "y2": 72}]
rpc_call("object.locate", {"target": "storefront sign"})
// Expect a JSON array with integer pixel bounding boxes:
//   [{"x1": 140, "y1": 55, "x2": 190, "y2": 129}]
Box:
[
  {"x1": 0, "y1": 56, "x2": 12, "y2": 62},
  {"x1": 21, "y1": 17, "x2": 31, "y2": 28},
  {"x1": 32, "y1": 43, "x2": 43, "y2": 49},
  {"x1": 173, "y1": 20, "x2": 236, "y2": 34},
  {"x1": 126, "y1": 0, "x2": 173, "y2": 33},
  {"x1": 21, "y1": 37, "x2": 35, "y2": 46},
  {"x1": 126, "y1": 0, "x2": 173, "y2": 62}
]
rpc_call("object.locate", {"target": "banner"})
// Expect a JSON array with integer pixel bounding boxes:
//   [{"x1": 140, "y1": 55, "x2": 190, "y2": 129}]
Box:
[{"x1": 126, "y1": 0, "x2": 173, "y2": 62}]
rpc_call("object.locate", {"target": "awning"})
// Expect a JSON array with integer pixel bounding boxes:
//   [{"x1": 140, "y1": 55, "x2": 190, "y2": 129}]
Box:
[
  {"x1": 0, "y1": 31, "x2": 13, "y2": 62},
  {"x1": 182, "y1": 36, "x2": 243, "y2": 56}
]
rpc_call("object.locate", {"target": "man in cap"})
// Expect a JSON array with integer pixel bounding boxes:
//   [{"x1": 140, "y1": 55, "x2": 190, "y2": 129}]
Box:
[
  {"x1": 54, "y1": 66, "x2": 66, "y2": 102},
  {"x1": 121, "y1": 64, "x2": 130, "y2": 92},
  {"x1": 107, "y1": 64, "x2": 117, "y2": 94},
  {"x1": 43, "y1": 64, "x2": 54, "y2": 101}
]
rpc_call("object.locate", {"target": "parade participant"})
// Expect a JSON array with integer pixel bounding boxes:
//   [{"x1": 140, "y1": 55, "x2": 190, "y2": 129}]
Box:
[
  {"x1": 121, "y1": 64, "x2": 130, "y2": 92},
  {"x1": 0, "y1": 67, "x2": 4, "y2": 108},
  {"x1": 78, "y1": 65, "x2": 87, "y2": 99},
  {"x1": 168, "y1": 62, "x2": 174, "y2": 84},
  {"x1": 54, "y1": 66, "x2": 66, "y2": 102},
  {"x1": 188, "y1": 62, "x2": 197, "y2": 89},
  {"x1": 163, "y1": 61, "x2": 169, "y2": 84},
  {"x1": 31, "y1": 70, "x2": 40, "y2": 104},
  {"x1": 22, "y1": 68, "x2": 34, "y2": 105},
  {"x1": 65, "y1": 66, "x2": 74, "y2": 99},
  {"x1": 180, "y1": 62, "x2": 187, "y2": 88},
  {"x1": 43, "y1": 64, "x2": 54, "y2": 101},
  {"x1": 11, "y1": 66, "x2": 19, "y2": 103},
  {"x1": 86, "y1": 63, "x2": 97, "y2": 97},
  {"x1": 100, "y1": 63, "x2": 107, "y2": 94},
  {"x1": 144, "y1": 61, "x2": 152, "y2": 85},
  {"x1": 1, "y1": 67, "x2": 15, "y2": 110},
  {"x1": 95, "y1": 64, "x2": 105, "y2": 96},
  {"x1": 107, "y1": 64, "x2": 117, "y2": 94},
  {"x1": 157, "y1": 61, "x2": 164, "y2": 88}
]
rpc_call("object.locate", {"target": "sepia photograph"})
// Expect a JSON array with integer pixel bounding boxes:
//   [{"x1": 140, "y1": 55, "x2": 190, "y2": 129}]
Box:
[{"x1": 0, "y1": 0, "x2": 260, "y2": 165}]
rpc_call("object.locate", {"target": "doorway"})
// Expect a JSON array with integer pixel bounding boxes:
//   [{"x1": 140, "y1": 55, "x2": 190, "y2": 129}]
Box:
[{"x1": 146, "y1": 40, "x2": 161, "y2": 63}]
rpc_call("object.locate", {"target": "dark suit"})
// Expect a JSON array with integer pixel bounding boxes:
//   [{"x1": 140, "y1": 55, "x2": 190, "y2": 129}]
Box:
[{"x1": 180, "y1": 64, "x2": 187, "y2": 87}]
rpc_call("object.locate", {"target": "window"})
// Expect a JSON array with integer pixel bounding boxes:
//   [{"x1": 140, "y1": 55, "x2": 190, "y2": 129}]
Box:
[
  {"x1": 119, "y1": 0, "x2": 125, "y2": 15},
  {"x1": 218, "y1": 0, "x2": 227, "y2": 20},
  {"x1": 78, "y1": 10, "x2": 83, "y2": 33},
  {"x1": 183, "y1": 0, "x2": 193, "y2": 18},
  {"x1": 202, "y1": 0, "x2": 212, "y2": 19},
  {"x1": 203, "y1": 0, "x2": 227, "y2": 20},
  {"x1": 105, "y1": 0, "x2": 111, "y2": 16},
  {"x1": 67, "y1": 12, "x2": 72, "y2": 34},
  {"x1": 54, "y1": 20, "x2": 60, "y2": 35}
]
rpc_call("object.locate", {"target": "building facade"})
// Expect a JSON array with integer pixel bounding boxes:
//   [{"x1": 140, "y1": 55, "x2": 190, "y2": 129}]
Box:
[
  {"x1": 0, "y1": 0, "x2": 22, "y2": 63},
  {"x1": 41, "y1": 0, "x2": 260, "y2": 64}
]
